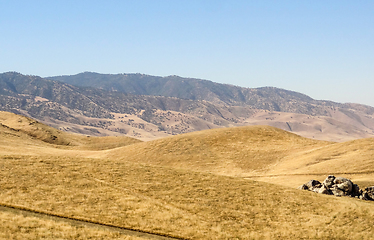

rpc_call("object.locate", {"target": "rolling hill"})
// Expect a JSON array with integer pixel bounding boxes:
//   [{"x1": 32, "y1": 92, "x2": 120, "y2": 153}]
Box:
[
  {"x1": 0, "y1": 111, "x2": 141, "y2": 150},
  {"x1": 1, "y1": 111, "x2": 374, "y2": 239},
  {"x1": 103, "y1": 125, "x2": 331, "y2": 176},
  {"x1": 104, "y1": 125, "x2": 374, "y2": 188}
]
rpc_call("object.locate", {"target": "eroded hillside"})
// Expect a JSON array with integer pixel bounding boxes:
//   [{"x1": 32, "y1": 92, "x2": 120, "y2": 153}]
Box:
[{"x1": 1, "y1": 72, "x2": 374, "y2": 142}]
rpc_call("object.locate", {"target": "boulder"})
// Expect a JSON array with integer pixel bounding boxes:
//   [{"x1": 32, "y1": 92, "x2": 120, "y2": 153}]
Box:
[
  {"x1": 297, "y1": 175, "x2": 374, "y2": 201},
  {"x1": 323, "y1": 175, "x2": 335, "y2": 189},
  {"x1": 305, "y1": 180, "x2": 322, "y2": 191},
  {"x1": 318, "y1": 184, "x2": 332, "y2": 195},
  {"x1": 334, "y1": 177, "x2": 353, "y2": 194},
  {"x1": 330, "y1": 185, "x2": 346, "y2": 196},
  {"x1": 351, "y1": 184, "x2": 361, "y2": 197},
  {"x1": 363, "y1": 187, "x2": 374, "y2": 201},
  {"x1": 360, "y1": 192, "x2": 370, "y2": 201}
]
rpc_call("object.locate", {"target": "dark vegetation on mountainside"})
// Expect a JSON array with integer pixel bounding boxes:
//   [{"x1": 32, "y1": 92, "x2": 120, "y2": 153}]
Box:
[
  {"x1": 50, "y1": 72, "x2": 348, "y2": 115},
  {"x1": 1, "y1": 71, "x2": 374, "y2": 141}
]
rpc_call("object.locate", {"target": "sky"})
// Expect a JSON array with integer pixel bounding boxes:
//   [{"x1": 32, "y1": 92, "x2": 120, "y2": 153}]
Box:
[{"x1": 1, "y1": 1, "x2": 373, "y2": 106}]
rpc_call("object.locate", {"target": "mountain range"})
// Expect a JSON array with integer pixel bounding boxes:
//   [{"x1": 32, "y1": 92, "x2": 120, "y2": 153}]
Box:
[{"x1": 1, "y1": 71, "x2": 374, "y2": 142}]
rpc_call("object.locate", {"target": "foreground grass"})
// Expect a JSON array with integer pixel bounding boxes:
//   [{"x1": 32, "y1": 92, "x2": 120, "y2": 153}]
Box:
[
  {"x1": 1, "y1": 155, "x2": 374, "y2": 239},
  {"x1": 0, "y1": 211, "x2": 146, "y2": 240}
]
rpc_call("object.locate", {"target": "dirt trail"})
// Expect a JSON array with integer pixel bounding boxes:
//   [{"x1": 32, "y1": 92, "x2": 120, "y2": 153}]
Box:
[{"x1": 0, "y1": 203, "x2": 186, "y2": 240}]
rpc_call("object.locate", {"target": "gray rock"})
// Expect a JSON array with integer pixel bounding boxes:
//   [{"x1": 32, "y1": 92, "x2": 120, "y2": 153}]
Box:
[
  {"x1": 351, "y1": 184, "x2": 361, "y2": 197},
  {"x1": 363, "y1": 186, "x2": 374, "y2": 200},
  {"x1": 305, "y1": 180, "x2": 322, "y2": 191},
  {"x1": 297, "y1": 176, "x2": 374, "y2": 201},
  {"x1": 360, "y1": 192, "x2": 370, "y2": 200},
  {"x1": 323, "y1": 175, "x2": 336, "y2": 189},
  {"x1": 334, "y1": 177, "x2": 353, "y2": 194},
  {"x1": 331, "y1": 185, "x2": 346, "y2": 196},
  {"x1": 318, "y1": 184, "x2": 332, "y2": 195}
]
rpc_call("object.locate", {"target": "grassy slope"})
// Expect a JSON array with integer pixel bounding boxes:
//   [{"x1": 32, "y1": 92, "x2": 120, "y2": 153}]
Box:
[
  {"x1": 1, "y1": 111, "x2": 374, "y2": 239},
  {"x1": 2, "y1": 156, "x2": 374, "y2": 239},
  {"x1": 248, "y1": 136, "x2": 374, "y2": 188},
  {"x1": 0, "y1": 111, "x2": 142, "y2": 150},
  {"x1": 104, "y1": 126, "x2": 331, "y2": 176},
  {"x1": 106, "y1": 125, "x2": 374, "y2": 188},
  {"x1": 0, "y1": 211, "x2": 146, "y2": 240}
]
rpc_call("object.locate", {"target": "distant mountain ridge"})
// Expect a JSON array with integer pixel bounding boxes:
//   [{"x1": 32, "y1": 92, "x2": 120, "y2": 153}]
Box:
[
  {"x1": 1, "y1": 71, "x2": 374, "y2": 141},
  {"x1": 50, "y1": 72, "x2": 374, "y2": 116},
  {"x1": 50, "y1": 72, "x2": 328, "y2": 114}
]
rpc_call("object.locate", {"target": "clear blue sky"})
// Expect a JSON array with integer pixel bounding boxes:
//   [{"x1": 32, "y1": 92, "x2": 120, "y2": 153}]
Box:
[{"x1": 1, "y1": 1, "x2": 373, "y2": 106}]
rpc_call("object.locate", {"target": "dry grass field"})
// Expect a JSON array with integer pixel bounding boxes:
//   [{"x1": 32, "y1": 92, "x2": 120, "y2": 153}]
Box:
[
  {"x1": 103, "y1": 126, "x2": 331, "y2": 176},
  {"x1": 1, "y1": 111, "x2": 374, "y2": 239},
  {"x1": 0, "y1": 210, "x2": 147, "y2": 240}
]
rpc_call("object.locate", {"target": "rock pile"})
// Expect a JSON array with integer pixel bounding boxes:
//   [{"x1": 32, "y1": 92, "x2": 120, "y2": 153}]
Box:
[{"x1": 298, "y1": 175, "x2": 374, "y2": 201}]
